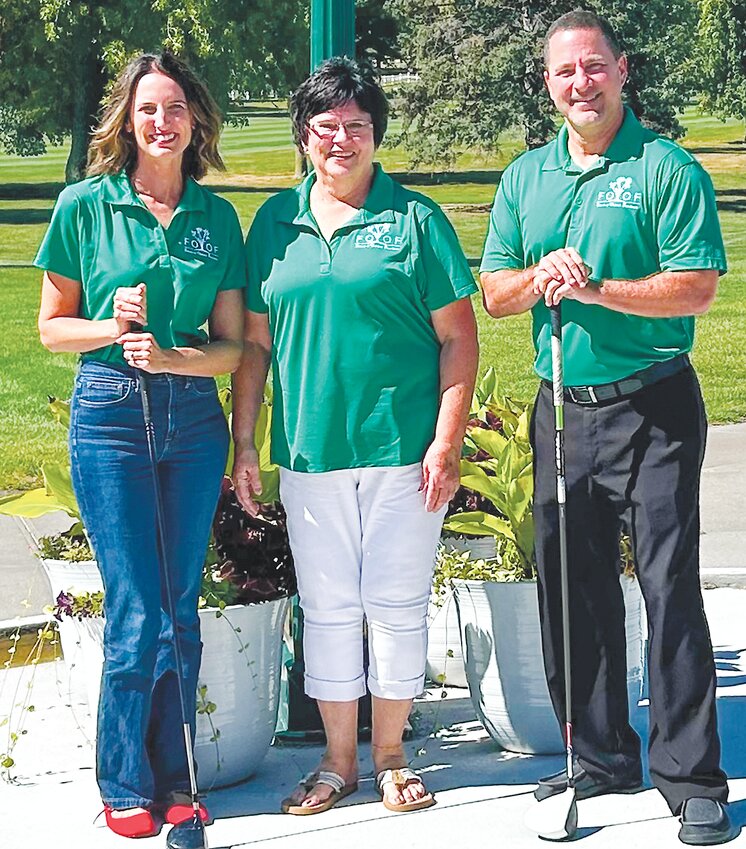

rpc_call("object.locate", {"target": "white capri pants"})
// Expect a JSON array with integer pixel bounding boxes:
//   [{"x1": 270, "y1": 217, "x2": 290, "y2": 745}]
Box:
[{"x1": 280, "y1": 463, "x2": 447, "y2": 701}]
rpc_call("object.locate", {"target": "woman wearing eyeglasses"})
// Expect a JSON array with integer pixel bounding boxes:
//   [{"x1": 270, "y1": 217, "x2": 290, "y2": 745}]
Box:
[{"x1": 232, "y1": 57, "x2": 478, "y2": 816}]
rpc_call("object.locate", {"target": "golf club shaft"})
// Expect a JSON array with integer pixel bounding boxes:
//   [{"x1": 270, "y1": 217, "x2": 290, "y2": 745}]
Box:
[
  {"x1": 136, "y1": 367, "x2": 201, "y2": 809},
  {"x1": 550, "y1": 303, "x2": 573, "y2": 783}
]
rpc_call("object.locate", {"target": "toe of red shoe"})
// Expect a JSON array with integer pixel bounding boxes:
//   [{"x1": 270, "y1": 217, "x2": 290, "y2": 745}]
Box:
[
  {"x1": 165, "y1": 802, "x2": 210, "y2": 825},
  {"x1": 104, "y1": 806, "x2": 159, "y2": 838}
]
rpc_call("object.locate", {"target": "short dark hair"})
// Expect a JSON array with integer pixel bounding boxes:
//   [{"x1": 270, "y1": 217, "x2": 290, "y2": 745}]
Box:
[
  {"x1": 289, "y1": 57, "x2": 389, "y2": 151},
  {"x1": 544, "y1": 9, "x2": 623, "y2": 65}
]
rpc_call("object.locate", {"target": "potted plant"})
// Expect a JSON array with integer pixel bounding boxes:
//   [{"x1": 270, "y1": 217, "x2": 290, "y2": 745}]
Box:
[
  {"x1": 429, "y1": 369, "x2": 646, "y2": 755},
  {"x1": 0, "y1": 391, "x2": 295, "y2": 790}
]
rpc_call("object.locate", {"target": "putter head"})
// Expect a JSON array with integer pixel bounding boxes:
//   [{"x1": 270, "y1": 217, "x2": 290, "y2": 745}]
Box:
[
  {"x1": 523, "y1": 787, "x2": 578, "y2": 841},
  {"x1": 166, "y1": 814, "x2": 208, "y2": 849}
]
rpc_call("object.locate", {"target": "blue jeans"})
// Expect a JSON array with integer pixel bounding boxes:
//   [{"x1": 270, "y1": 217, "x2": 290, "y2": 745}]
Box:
[{"x1": 69, "y1": 361, "x2": 229, "y2": 808}]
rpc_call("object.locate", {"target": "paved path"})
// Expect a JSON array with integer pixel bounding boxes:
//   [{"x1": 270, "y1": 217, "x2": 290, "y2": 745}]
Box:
[
  {"x1": 700, "y1": 424, "x2": 746, "y2": 584},
  {"x1": 1, "y1": 587, "x2": 745, "y2": 848}
]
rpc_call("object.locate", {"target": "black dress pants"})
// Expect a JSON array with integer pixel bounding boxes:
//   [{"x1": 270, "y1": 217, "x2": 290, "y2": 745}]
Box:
[{"x1": 531, "y1": 366, "x2": 728, "y2": 814}]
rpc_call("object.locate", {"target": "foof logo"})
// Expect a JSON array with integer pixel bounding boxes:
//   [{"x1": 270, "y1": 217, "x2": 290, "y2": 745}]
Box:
[
  {"x1": 596, "y1": 176, "x2": 642, "y2": 210},
  {"x1": 183, "y1": 227, "x2": 219, "y2": 261},
  {"x1": 354, "y1": 223, "x2": 404, "y2": 250}
]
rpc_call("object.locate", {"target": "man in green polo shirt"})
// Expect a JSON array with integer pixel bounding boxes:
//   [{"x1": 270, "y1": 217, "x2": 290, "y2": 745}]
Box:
[{"x1": 480, "y1": 10, "x2": 733, "y2": 845}]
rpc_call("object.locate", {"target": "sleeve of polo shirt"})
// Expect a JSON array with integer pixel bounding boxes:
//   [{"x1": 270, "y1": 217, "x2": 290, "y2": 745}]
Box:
[
  {"x1": 244, "y1": 213, "x2": 269, "y2": 314},
  {"x1": 33, "y1": 186, "x2": 83, "y2": 281},
  {"x1": 479, "y1": 167, "x2": 524, "y2": 273},
  {"x1": 218, "y1": 207, "x2": 249, "y2": 292},
  {"x1": 417, "y1": 208, "x2": 477, "y2": 312},
  {"x1": 657, "y1": 161, "x2": 727, "y2": 274}
]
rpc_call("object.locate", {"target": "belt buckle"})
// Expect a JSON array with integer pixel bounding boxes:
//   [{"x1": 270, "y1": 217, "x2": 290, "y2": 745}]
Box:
[{"x1": 568, "y1": 385, "x2": 597, "y2": 404}]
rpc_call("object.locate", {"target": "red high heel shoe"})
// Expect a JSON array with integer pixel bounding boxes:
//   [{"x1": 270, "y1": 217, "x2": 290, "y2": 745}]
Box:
[{"x1": 103, "y1": 806, "x2": 160, "y2": 838}]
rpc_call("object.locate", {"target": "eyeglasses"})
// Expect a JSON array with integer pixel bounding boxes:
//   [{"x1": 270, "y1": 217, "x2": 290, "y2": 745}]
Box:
[{"x1": 307, "y1": 120, "x2": 373, "y2": 140}]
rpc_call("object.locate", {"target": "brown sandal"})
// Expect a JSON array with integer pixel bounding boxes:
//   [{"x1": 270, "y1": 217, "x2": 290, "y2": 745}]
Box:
[
  {"x1": 281, "y1": 769, "x2": 358, "y2": 815},
  {"x1": 376, "y1": 767, "x2": 436, "y2": 813}
]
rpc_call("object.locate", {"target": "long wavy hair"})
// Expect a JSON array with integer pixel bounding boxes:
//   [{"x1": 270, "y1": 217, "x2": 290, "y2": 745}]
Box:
[{"x1": 87, "y1": 51, "x2": 225, "y2": 180}]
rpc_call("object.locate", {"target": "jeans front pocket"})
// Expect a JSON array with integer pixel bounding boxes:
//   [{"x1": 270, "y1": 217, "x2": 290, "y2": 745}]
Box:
[
  {"x1": 188, "y1": 376, "x2": 218, "y2": 397},
  {"x1": 77, "y1": 376, "x2": 134, "y2": 407}
]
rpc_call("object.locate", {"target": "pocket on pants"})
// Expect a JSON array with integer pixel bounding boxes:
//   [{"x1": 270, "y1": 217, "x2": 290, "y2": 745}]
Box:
[
  {"x1": 188, "y1": 376, "x2": 219, "y2": 397},
  {"x1": 76, "y1": 377, "x2": 134, "y2": 407}
]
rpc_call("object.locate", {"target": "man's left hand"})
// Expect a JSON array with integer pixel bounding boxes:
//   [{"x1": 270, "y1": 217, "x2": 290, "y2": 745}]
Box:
[{"x1": 421, "y1": 440, "x2": 461, "y2": 512}]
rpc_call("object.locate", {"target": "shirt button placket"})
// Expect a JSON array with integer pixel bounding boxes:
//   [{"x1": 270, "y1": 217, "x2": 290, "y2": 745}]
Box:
[
  {"x1": 567, "y1": 182, "x2": 585, "y2": 243},
  {"x1": 319, "y1": 236, "x2": 331, "y2": 276},
  {"x1": 155, "y1": 225, "x2": 172, "y2": 271}
]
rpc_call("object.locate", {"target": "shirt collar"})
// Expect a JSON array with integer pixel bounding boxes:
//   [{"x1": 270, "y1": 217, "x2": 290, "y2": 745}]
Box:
[
  {"x1": 541, "y1": 107, "x2": 646, "y2": 173},
  {"x1": 99, "y1": 170, "x2": 206, "y2": 213},
  {"x1": 282, "y1": 162, "x2": 396, "y2": 228}
]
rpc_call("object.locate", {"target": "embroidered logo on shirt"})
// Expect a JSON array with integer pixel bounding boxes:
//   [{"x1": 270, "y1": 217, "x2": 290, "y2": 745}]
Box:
[
  {"x1": 354, "y1": 223, "x2": 404, "y2": 250},
  {"x1": 183, "y1": 227, "x2": 219, "y2": 261},
  {"x1": 595, "y1": 176, "x2": 642, "y2": 210}
]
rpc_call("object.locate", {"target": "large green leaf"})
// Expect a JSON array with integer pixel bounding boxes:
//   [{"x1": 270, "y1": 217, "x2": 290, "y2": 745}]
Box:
[
  {"x1": 516, "y1": 408, "x2": 531, "y2": 442},
  {"x1": 47, "y1": 396, "x2": 71, "y2": 429},
  {"x1": 254, "y1": 402, "x2": 272, "y2": 470},
  {"x1": 41, "y1": 464, "x2": 80, "y2": 517},
  {"x1": 0, "y1": 487, "x2": 69, "y2": 518},
  {"x1": 471, "y1": 367, "x2": 498, "y2": 413},
  {"x1": 0, "y1": 471, "x2": 80, "y2": 520},
  {"x1": 468, "y1": 427, "x2": 508, "y2": 457},
  {"x1": 442, "y1": 510, "x2": 516, "y2": 542},
  {"x1": 255, "y1": 466, "x2": 280, "y2": 504},
  {"x1": 218, "y1": 387, "x2": 233, "y2": 419},
  {"x1": 515, "y1": 514, "x2": 535, "y2": 565}
]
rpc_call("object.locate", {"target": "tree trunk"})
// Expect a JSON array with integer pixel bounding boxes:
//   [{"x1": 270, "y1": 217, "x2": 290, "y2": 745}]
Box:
[
  {"x1": 294, "y1": 148, "x2": 308, "y2": 179},
  {"x1": 65, "y1": 39, "x2": 105, "y2": 184}
]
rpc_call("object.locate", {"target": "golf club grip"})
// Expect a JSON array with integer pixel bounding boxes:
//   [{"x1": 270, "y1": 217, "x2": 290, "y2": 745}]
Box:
[
  {"x1": 129, "y1": 322, "x2": 153, "y2": 420},
  {"x1": 550, "y1": 304, "x2": 564, "y2": 412}
]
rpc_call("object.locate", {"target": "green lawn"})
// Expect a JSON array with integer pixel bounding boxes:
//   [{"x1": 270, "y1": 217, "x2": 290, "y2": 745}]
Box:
[{"x1": 0, "y1": 107, "x2": 744, "y2": 489}]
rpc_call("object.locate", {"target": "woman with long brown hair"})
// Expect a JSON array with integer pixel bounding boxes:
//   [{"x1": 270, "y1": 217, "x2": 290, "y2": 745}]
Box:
[{"x1": 35, "y1": 51, "x2": 245, "y2": 838}]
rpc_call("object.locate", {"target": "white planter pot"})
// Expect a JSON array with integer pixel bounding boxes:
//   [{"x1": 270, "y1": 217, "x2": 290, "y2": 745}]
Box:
[
  {"x1": 41, "y1": 558, "x2": 105, "y2": 711},
  {"x1": 41, "y1": 558, "x2": 104, "y2": 596},
  {"x1": 453, "y1": 575, "x2": 646, "y2": 755},
  {"x1": 426, "y1": 536, "x2": 498, "y2": 688},
  {"x1": 55, "y1": 593, "x2": 289, "y2": 791},
  {"x1": 195, "y1": 598, "x2": 289, "y2": 789},
  {"x1": 426, "y1": 589, "x2": 468, "y2": 688},
  {"x1": 441, "y1": 536, "x2": 498, "y2": 560}
]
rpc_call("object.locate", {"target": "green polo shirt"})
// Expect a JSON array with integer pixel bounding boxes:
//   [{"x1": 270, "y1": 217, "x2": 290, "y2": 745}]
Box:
[
  {"x1": 246, "y1": 164, "x2": 477, "y2": 473},
  {"x1": 480, "y1": 108, "x2": 727, "y2": 385},
  {"x1": 35, "y1": 171, "x2": 247, "y2": 366}
]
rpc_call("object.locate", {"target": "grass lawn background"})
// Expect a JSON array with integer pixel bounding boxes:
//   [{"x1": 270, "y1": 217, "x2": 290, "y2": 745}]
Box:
[{"x1": 0, "y1": 107, "x2": 744, "y2": 490}]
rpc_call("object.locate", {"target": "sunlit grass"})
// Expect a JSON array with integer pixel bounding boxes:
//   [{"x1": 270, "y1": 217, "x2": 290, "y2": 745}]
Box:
[{"x1": 0, "y1": 105, "x2": 743, "y2": 488}]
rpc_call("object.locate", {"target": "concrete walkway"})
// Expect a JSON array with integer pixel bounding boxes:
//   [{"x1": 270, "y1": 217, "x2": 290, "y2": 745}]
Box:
[
  {"x1": 700, "y1": 424, "x2": 746, "y2": 583},
  {"x1": 1, "y1": 587, "x2": 746, "y2": 848}
]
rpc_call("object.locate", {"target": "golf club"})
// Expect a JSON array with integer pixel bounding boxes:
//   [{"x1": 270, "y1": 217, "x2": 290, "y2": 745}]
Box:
[
  {"x1": 135, "y1": 361, "x2": 208, "y2": 849},
  {"x1": 523, "y1": 302, "x2": 578, "y2": 841}
]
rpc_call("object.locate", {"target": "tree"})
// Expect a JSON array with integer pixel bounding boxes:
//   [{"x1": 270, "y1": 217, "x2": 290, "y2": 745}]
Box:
[
  {"x1": 388, "y1": 0, "x2": 697, "y2": 167},
  {"x1": 356, "y1": 0, "x2": 401, "y2": 69},
  {"x1": 696, "y1": 0, "x2": 746, "y2": 137},
  {"x1": 0, "y1": 0, "x2": 307, "y2": 183}
]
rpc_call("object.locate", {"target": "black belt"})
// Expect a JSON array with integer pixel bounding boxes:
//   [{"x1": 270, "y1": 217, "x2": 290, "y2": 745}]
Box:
[{"x1": 542, "y1": 354, "x2": 690, "y2": 405}]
